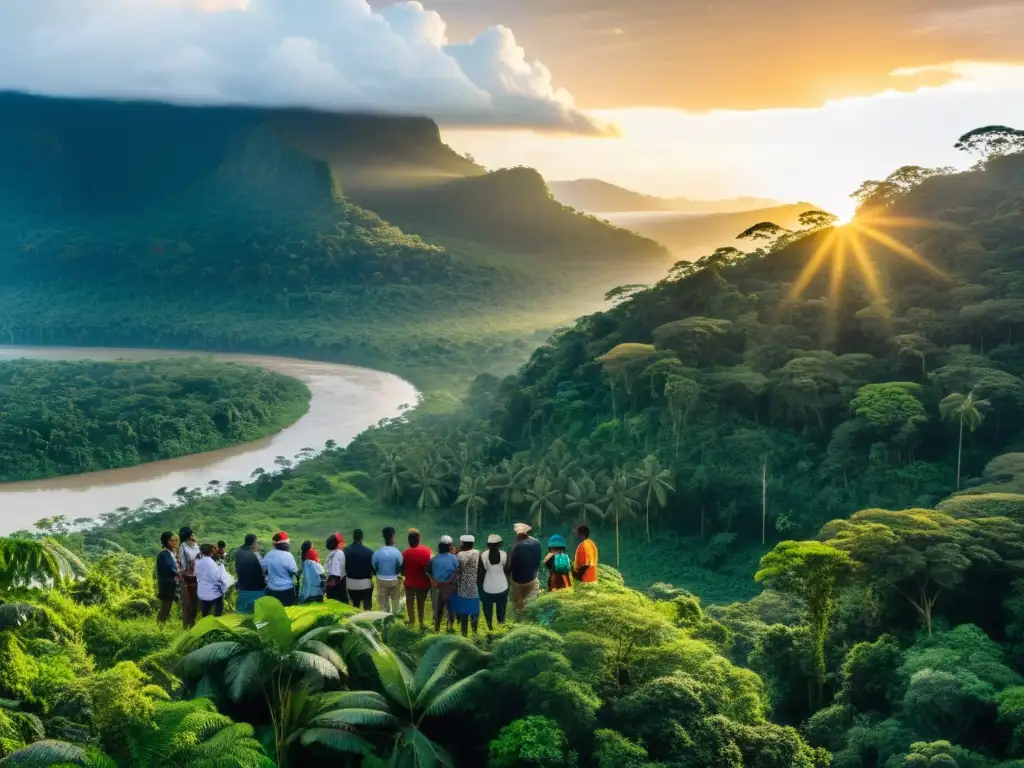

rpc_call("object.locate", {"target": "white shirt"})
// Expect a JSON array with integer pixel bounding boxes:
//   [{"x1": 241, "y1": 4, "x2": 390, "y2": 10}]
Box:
[
  {"x1": 482, "y1": 550, "x2": 509, "y2": 594},
  {"x1": 195, "y1": 556, "x2": 224, "y2": 601},
  {"x1": 178, "y1": 541, "x2": 200, "y2": 576},
  {"x1": 326, "y1": 549, "x2": 346, "y2": 579}
]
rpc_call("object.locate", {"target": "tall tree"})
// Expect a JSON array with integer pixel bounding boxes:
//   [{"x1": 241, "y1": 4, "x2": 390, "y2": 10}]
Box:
[
  {"x1": 629, "y1": 456, "x2": 675, "y2": 544},
  {"x1": 456, "y1": 474, "x2": 489, "y2": 534},
  {"x1": 0, "y1": 536, "x2": 87, "y2": 593},
  {"x1": 601, "y1": 471, "x2": 640, "y2": 569},
  {"x1": 525, "y1": 475, "x2": 562, "y2": 531},
  {"x1": 939, "y1": 390, "x2": 989, "y2": 490},
  {"x1": 565, "y1": 473, "x2": 604, "y2": 526}
]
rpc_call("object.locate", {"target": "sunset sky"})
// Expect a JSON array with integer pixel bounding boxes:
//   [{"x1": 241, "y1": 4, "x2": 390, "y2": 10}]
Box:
[{"x1": 3, "y1": 0, "x2": 1023, "y2": 217}]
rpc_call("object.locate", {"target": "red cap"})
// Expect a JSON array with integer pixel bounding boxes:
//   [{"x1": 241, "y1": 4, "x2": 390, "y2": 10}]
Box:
[{"x1": 273, "y1": 531, "x2": 289, "y2": 543}]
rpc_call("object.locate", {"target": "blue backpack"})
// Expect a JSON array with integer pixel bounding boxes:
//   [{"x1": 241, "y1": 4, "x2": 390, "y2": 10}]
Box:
[{"x1": 553, "y1": 552, "x2": 571, "y2": 575}]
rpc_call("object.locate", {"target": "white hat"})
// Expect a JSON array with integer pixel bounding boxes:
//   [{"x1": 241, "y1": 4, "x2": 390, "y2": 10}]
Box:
[
  {"x1": 513, "y1": 523, "x2": 531, "y2": 535},
  {"x1": 439, "y1": 535, "x2": 453, "y2": 545},
  {"x1": 460, "y1": 534, "x2": 476, "y2": 543},
  {"x1": 487, "y1": 534, "x2": 502, "y2": 544}
]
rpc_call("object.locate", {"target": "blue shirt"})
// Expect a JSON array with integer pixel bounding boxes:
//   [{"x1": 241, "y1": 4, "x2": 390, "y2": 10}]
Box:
[
  {"x1": 429, "y1": 552, "x2": 459, "y2": 583},
  {"x1": 263, "y1": 548, "x2": 298, "y2": 591},
  {"x1": 371, "y1": 546, "x2": 403, "y2": 580}
]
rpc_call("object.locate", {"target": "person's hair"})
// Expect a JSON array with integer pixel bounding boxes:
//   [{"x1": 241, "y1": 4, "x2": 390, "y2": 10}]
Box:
[
  {"x1": 488, "y1": 541, "x2": 502, "y2": 565},
  {"x1": 301, "y1": 540, "x2": 313, "y2": 555},
  {"x1": 179, "y1": 526, "x2": 193, "y2": 541},
  {"x1": 160, "y1": 530, "x2": 174, "y2": 548},
  {"x1": 383, "y1": 526, "x2": 395, "y2": 543},
  {"x1": 353, "y1": 528, "x2": 364, "y2": 542},
  {"x1": 217, "y1": 540, "x2": 226, "y2": 549},
  {"x1": 438, "y1": 541, "x2": 451, "y2": 554},
  {"x1": 326, "y1": 534, "x2": 339, "y2": 551},
  {"x1": 244, "y1": 533, "x2": 257, "y2": 548},
  {"x1": 577, "y1": 525, "x2": 591, "y2": 537},
  {"x1": 408, "y1": 531, "x2": 421, "y2": 547},
  {"x1": 460, "y1": 541, "x2": 474, "y2": 551},
  {"x1": 200, "y1": 542, "x2": 214, "y2": 556},
  {"x1": 274, "y1": 540, "x2": 291, "y2": 552}
]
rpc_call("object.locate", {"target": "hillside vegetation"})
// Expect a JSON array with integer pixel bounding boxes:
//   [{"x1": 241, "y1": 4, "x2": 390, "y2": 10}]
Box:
[{"x1": 0, "y1": 357, "x2": 309, "y2": 482}]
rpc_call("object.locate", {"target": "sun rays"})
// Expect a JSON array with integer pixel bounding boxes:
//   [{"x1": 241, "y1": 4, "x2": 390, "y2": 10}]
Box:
[{"x1": 785, "y1": 214, "x2": 948, "y2": 314}]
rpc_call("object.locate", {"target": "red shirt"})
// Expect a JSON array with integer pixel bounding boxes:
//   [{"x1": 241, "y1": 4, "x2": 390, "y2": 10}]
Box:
[{"x1": 402, "y1": 545, "x2": 433, "y2": 589}]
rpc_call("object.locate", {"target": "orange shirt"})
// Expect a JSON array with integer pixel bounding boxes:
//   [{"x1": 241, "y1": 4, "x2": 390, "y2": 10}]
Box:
[{"x1": 573, "y1": 538, "x2": 598, "y2": 583}]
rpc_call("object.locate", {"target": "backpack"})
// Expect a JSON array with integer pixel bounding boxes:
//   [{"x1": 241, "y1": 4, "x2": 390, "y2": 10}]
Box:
[{"x1": 553, "y1": 552, "x2": 571, "y2": 575}]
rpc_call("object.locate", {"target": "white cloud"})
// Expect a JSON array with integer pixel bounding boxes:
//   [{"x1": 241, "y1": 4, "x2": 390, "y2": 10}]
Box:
[{"x1": 0, "y1": 0, "x2": 608, "y2": 134}]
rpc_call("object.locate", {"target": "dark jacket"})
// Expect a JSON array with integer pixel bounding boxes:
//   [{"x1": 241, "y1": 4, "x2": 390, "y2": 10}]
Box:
[
  {"x1": 156, "y1": 549, "x2": 178, "y2": 583},
  {"x1": 234, "y1": 548, "x2": 266, "y2": 592},
  {"x1": 509, "y1": 537, "x2": 542, "y2": 583},
  {"x1": 344, "y1": 542, "x2": 374, "y2": 581}
]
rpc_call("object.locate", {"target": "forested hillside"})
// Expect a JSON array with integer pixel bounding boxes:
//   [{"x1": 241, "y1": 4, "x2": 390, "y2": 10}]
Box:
[
  {"x1": 0, "y1": 93, "x2": 668, "y2": 381},
  {"x1": 0, "y1": 358, "x2": 309, "y2": 481}
]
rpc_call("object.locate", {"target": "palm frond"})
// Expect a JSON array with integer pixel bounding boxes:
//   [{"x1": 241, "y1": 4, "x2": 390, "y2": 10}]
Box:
[
  {"x1": 412, "y1": 650, "x2": 459, "y2": 711},
  {"x1": 309, "y1": 690, "x2": 390, "y2": 714},
  {"x1": 369, "y1": 644, "x2": 415, "y2": 713},
  {"x1": 225, "y1": 649, "x2": 264, "y2": 702},
  {"x1": 253, "y1": 597, "x2": 295, "y2": 652},
  {"x1": 419, "y1": 670, "x2": 487, "y2": 720},
  {"x1": 178, "y1": 640, "x2": 243, "y2": 677},
  {"x1": 310, "y1": 708, "x2": 400, "y2": 730},
  {"x1": 291, "y1": 650, "x2": 343, "y2": 682},
  {"x1": 0, "y1": 739, "x2": 86, "y2": 765},
  {"x1": 301, "y1": 640, "x2": 348, "y2": 676},
  {"x1": 299, "y1": 728, "x2": 377, "y2": 756}
]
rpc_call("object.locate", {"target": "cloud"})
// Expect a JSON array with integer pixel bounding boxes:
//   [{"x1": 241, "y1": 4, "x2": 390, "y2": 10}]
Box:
[{"x1": 0, "y1": 0, "x2": 609, "y2": 134}]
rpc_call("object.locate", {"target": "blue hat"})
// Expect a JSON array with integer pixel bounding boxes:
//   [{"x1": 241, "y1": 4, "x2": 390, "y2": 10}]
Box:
[{"x1": 547, "y1": 534, "x2": 566, "y2": 548}]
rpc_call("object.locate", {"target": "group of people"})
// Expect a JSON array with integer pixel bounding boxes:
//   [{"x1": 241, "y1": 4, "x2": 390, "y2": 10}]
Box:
[{"x1": 156, "y1": 521, "x2": 599, "y2": 635}]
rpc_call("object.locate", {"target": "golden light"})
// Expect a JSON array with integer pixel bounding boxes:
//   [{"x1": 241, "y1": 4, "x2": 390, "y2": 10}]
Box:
[{"x1": 785, "y1": 213, "x2": 948, "y2": 311}]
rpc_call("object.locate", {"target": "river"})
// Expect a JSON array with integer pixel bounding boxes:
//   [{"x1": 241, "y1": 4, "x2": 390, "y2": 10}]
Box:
[{"x1": 0, "y1": 346, "x2": 418, "y2": 536}]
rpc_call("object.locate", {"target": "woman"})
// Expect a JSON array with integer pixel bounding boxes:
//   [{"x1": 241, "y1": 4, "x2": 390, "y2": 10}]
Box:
[
  {"x1": 428, "y1": 535, "x2": 459, "y2": 633},
  {"x1": 544, "y1": 534, "x2": 573, "y2": 592},
  {"x1": 195, "y1": 542, "x2": 226, "y2": 617},
  {"x1": 177, "y1": 526, "x2": 200, "y2": 629},
  {"x1": 324, "y1": 532, "x2": 348, "y2": 603},
  {"x1": 299, "y1": 540, "x2": 326, "y2": 604},
  {"x1": 263, "y1": 531, "x2": 299, "y2": 606},
  {"x1": 450, "y1": 534, "x2": 481, "y2": 637},
  {"x1": 478, "y1": 534, "x2": 510, "y2": 631},
  {"x1": 156, "y1": 530, "x2": 180, "y2": 624}
]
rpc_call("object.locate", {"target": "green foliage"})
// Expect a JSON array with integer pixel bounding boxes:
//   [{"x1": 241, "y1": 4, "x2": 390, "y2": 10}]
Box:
[
  {"x1": 488, "y1": 716, "x2": 578, "y2": 768},
  {"x1": 79, "y1": 662, "x2": 163, "y2": 758},
  {"x1": 0, "y1": 359, "x2": 309, "y2": 482}
]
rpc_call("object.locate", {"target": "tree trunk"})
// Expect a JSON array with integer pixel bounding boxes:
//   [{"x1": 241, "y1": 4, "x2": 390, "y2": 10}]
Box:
[
  {"x1": 957, "y1": 411, "x2": 964, "y2": 490},
  {"x1": 761, "y1": 457, "x2": 767, "y2": 547},
  {"x1": 645, "y1": 486, "x2": 652, "y2": 546},
  {"x1": 615, "y1": 509, "x2": 621, "y2": 568}
]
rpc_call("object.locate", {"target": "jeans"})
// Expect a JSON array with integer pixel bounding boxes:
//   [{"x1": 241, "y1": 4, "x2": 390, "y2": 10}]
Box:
[
  {"x1": 236, "y1": 589, "x2": 265, "y2": 614},
  {"x1": 200, "y1": 597, "x2": 224, "y2": 617},
  {"x1": 180, "y1": 579, "x2": 198, "y2": 629},
  {"x1": 326, "y1": 578, "x2": 349, "y2": 603},
  {"x1": 510, "y1": 579, "x2": 539, "y2": 615},
  {"x1": 481, "y1": 589, "x2": 509, "y2": 629},
  {"x1": 266, "y1": 588, "x2": 296, "y2": 607},
  {"x1": 349, "y1": 588, "x2": 373, "y2": 610},
  {"x1": 378, "y1": 579, "x2": 402, "y2": 614},
  {"x1": 405, "y1": 586, "x2": 430, "y2": 625},
  {"x1": 432, "y1": 588, "x2": 454, "y2": 631}
]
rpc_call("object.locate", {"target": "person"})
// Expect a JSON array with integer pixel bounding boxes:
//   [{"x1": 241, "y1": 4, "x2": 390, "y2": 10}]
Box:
[
  {"x1": 324, "y1": 532, "x2": 347, "y2": 603},
  {"x1": 156, "y1": 530, "x2": 180, "y2": 624},
  {"x1": 234, "y1": 534, "x2": 266, "y2": 614},
  {"x1": 451, "y1": 535, "x2": 481, "y2": 636},
  {"x1": 478, "y1": 533, "x2": 510, "y2": 631},
  {"x1": 371, "y1": 526, "x2": 404, "y2": 615},
  {"x1": 344, "y1": 529, "x2": 374, "y2": 610},
  {"x1": 215, "y1": 541, "x2": 228, "y2": 561},
  {"x1": 428, "y1": 535, "x2": 459, "y2": 633},
  {"x1": 508, "y1": 522, "x2": 542, "y2": 615},
  {"x1": 544, "y1": 534, "x2": 573, "y2": 591},
  {"x1": 177, "y1": 526, "x2": 200, "y2": 629},
  {"x1": 573, "y1": 525, "x2": 599, "y2": 585},
  {"x1": 195, "y1": 542, "x2": 226, "y2": 617},
  {"x1": 401, "y1": 528, "x2": 432, "y2": 629},
  {"x1": 299, "y1": 541, "x2": 326, "y2": 603},
  {"x1": 263, "y1": 531, "x2": 299, "y2": 606}
]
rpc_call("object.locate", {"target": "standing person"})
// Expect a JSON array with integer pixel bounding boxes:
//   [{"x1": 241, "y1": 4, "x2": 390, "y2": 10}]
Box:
[
  {"x1": 215, "y1": 541, "x2": 228, "y2": 561},
  {"x1": 344, "y1": 529, "x2": 374, "y2": 610},
  {"x1": 195, "y1": 543, "x2": 226, "y2": 617},
  {"x1": 508, "y1": 523, "x2": 542, "y2": 615},
  {"x1": 233, "y1": 534, "x2": 265, "y2": 614},
  {"x1": 263, "y1": 532, "x2": 298, "y2": 606},
  {"x1": 177, "y1": 526, "x2": 200, "y2": 629},
  {"x1": 544, "y1": 534, "x2": 573, "y2": 592},
  {"x1": 478, "y1": 534, "x2": 510, "y2": 631},
  {"x1": 573, "y1": 525, "x2": 599, "y2": 585},
  {"x1": 324, "y1": 533, "x2": 347, "y2": 603},
  {"x1": 156, "y1": 531, "x2": 180, "y2": 625},
  {"x1": 450, "y1": 535, "x2": 481, "y2": 637},
  {"x1": 428, "y1": 536, "x2": 459, "y2": 633},
  {"x1": 371, "y1": 527, "x2": 403, "y2": 615},
  {"x1": 299, "y1": 541, "x2": 326, "y2": 603},
  {"x1": 401, "y1": 528, "x2": 432, "y2": 629}
]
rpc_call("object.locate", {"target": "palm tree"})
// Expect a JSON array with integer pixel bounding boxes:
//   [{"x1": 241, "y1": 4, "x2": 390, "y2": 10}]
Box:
[
  {"x1": 565, "y1": 474, "x2": 604, "y2": 526},
  {"x1": 601, "y1": 471, "x2": 639, "y2": 569},
  {"x1": 488, "y1": 459, "x2": 533, "y2": 523},
  {"x1": 130, "y1": 698, "x2": 274, "y2": 767},
  {"x1": 629, "y1": 456, "x2": 675, "y2": 545},
  {"x1": 178, "y1": 597, "x2": 387, "y2": 767},
  {"x1": 456, "y1": 474, "x2": 488, "y2": 534},
  {"x1": 939, "y1": 390, "x2": 990, "y2": 490},
  {"x1": 0, "y1": 537, "x2": 87, "y2": 593},
  {"x1": 525, "y1": 475, "x2": 562, "y2": 532},
  {"x1": 405, "y1": 460, "x2": 445, "y2": 512},
  {"x1": 375, "y1": 452, "x2": 405, "y2": 505},
  {"x1": 0, "y1": 740, "x2": 115, "y2": 767},
  {"x1": 357, "y1": 631, "x2": 486, "y2": 766}
]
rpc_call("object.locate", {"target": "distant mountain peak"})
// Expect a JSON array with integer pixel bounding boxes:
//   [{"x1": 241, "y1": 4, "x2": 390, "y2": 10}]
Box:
[{"x1": 548, "y1": 178, "x2": 783, "y2": 215}]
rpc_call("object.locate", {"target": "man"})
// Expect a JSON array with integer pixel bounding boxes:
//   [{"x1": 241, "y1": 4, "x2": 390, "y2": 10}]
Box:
[
  {"x1": 508, "y1": 522, "x2": 542, "y2": 615},
  {"x1": 402, "y1": 528, "x2": 432, "y2": 628},
  {"x1": 427, "y1": 535, "x2": 459, "y2": 632},
  {"x1": 372, "y1": 526, "x2": 404, "y2": 615},
  {"x1": 215, "y1": 541, "x2": 228, "y2": 561},
  {"x1": 233, "y1": 533, "x2": 265, "y2": 614},
  {"x1": 573, "y1": 525, "x2": 598, "y2": 585},
  {"x1": 263, "y1": 531, "x2": 298, "y2": 606},
  {"x1": 344, "y1": 528, "x2": 375, "y2": 610}
]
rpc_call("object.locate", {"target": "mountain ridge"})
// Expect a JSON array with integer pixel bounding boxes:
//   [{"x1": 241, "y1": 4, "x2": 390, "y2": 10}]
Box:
[{"x1": 549, "y1": 178, "x2": 783, "y2": 214}]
